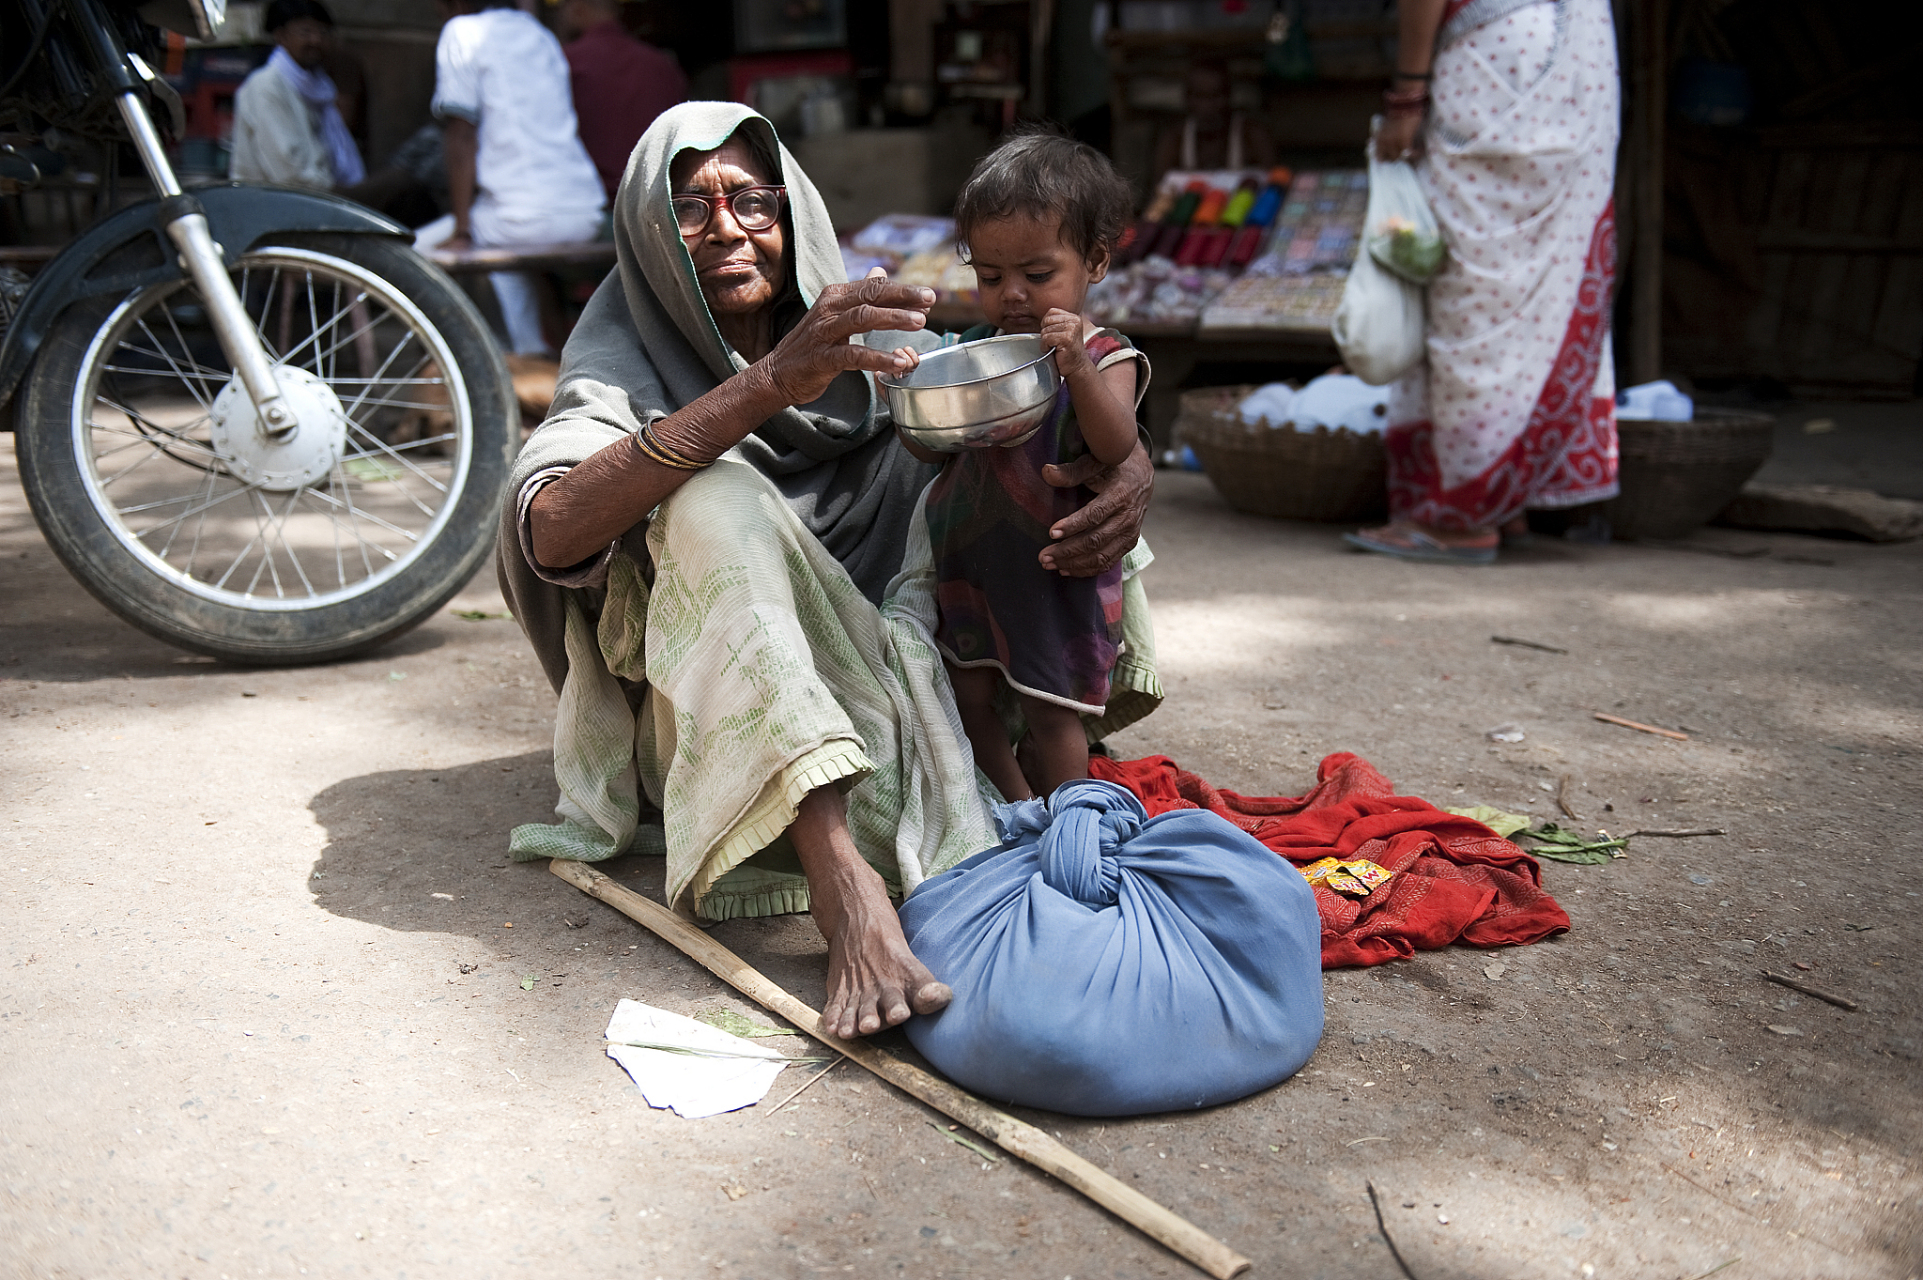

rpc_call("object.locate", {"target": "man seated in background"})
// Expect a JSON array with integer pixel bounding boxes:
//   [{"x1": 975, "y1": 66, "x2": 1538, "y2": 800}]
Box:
[
  {"x1": 230, "y1": 0, "x2": 366, "y2": 192},
  {"x1": 556, "y1": 0, "x2": 688, "y2": 203},
  {"x1": 231, "y1": 0, "x2": 442, "y2": 222},
  {"x1": 414, "y1": 0, "x2": 605, "y2": 357}
]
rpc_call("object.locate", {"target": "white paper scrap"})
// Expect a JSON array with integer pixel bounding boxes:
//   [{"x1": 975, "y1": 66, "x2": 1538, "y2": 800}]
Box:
[{"x1": 604, "y1": 998, "x2": 791, "y2": 1119}]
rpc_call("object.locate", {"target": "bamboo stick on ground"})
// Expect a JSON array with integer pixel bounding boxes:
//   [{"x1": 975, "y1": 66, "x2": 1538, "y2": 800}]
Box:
[
  {"x1": 549, "y1": 858, "x2": 1253, "y2": 1280},
  {"x1": 1760, "y1": 969, "x2": 1860, "y2": 1011},
  {"x1": 1592, "y1": 712, "x2": 1689, "y2": 740}
]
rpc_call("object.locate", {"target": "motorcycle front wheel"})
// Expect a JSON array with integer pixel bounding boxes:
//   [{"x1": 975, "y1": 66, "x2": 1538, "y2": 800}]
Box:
[{"x1": 15, "y1": 233, "x2": 515, "y2": 665}]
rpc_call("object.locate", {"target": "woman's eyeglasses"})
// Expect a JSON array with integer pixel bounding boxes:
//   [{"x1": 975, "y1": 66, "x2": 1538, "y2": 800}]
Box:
[{"x1": 671, "y1": 186, "x2": 786, "y2": 237}]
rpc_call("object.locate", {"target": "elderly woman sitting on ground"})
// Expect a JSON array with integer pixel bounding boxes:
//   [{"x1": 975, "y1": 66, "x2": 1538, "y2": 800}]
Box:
[{"x1": 498, "y1": 103, "x2": 1162, "y2": 1039}]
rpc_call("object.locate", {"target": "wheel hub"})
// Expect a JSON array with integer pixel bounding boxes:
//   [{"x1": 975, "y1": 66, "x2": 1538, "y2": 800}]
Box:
[{"x1": 209, "y1": 366, "x2": 348, "y2": 491}]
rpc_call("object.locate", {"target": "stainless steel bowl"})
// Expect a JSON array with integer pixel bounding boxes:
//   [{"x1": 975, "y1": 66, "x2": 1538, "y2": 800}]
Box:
[{"x1": 878, "y1": 333, "x2": 1061, "y2": 452}]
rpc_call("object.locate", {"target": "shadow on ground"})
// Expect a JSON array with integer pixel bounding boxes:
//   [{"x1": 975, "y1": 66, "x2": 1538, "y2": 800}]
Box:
[{"x1": 304, "y1": 750, "x2": 844, "y2": 1010}]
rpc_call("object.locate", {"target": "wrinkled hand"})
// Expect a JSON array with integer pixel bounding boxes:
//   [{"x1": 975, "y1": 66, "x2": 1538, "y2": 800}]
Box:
[
  {"x1": 1374, "y1": 112, "x2": 1423, "y2": 162},
  {"x1": 441, "y1": 228, "x2": 474, "y2": 252},
  {"x1": 1040, "y1": 308, "x2": 1092, "y2": 379},
  {"x1": 1037, "y1": 439, "x2": 1153, "y2": 576},
  {"x1": 761, "y1": 266, "x2": 935, "y2": 408}
]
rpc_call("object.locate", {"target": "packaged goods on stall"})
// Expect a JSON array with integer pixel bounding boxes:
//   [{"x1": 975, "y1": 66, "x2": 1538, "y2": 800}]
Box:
[
  {"x1": 1200, "y1": 169, "x2": 1367, "y2": 334},
  {"x1": 840, "y1": 214, "x2": 978, "y2": 307},
  {"x1": 850, "y1": 213, "x2": 956, "y2": 258},
  {"x1": 1085, "y1": 166, "x2": 1288, "y2": 326}
]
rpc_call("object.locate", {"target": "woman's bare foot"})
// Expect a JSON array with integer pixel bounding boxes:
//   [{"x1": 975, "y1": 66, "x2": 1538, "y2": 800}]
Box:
[{"x1": 791, "y1": 786, "x2": 951, "y2": 1038}]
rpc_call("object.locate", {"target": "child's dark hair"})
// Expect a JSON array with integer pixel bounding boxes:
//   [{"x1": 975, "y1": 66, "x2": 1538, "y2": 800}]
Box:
[{"x1": 953, "y1": 126, "x2": 1134, "y2": 266}]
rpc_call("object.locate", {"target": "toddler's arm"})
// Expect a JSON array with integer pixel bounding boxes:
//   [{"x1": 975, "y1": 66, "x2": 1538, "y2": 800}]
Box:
[{"x1": 1040, "y1": 308, "x2": 1138, "y2": 467}]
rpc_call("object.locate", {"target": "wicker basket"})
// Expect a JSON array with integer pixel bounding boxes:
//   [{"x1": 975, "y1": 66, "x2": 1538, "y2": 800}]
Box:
[
  {"x1": 1603, "y1": 408, "x2": 1776, "y2": 540},
  {"x1": 1177, "y1": 385, "x2": 1389, "y2": 523}
]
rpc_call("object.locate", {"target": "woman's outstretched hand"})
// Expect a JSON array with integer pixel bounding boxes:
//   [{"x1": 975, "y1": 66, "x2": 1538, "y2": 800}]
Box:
[
  {"x1": 759, "y1": 267, "x2": 936, "y2": 408},
  {"x1": 1038, "y1": 439, "x2": 1154, "y2": 576}
]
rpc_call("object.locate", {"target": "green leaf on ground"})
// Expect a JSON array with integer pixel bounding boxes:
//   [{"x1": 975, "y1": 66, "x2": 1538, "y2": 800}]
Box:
[
  {"x1": 451, "y1": 609, "x2": 511, "y2": 621},
  {"x1": 696, "y1": 1009, "x2": 792, "y2": 1039},
  {"x1": 1445, "y1": 805, "x2": 1533, "y2": 838},
  {"x1": 928, "y1": 1121, "x2": 1000, "y2": 1162},
  {"x1": 520, "y1": 975, "x2": 537, "y2": 991},
  {"x1": 343, "y1": 457, "x2": 407, "y2": 483},
  {"x1": 1518, "y1": 823, "x2": 1629, "y2": 864}
]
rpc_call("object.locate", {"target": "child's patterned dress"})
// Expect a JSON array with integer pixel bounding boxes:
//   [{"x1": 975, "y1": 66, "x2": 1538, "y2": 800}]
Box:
[{"x1": 924, "y1": 326, "x2": 1147, "y2": 714}]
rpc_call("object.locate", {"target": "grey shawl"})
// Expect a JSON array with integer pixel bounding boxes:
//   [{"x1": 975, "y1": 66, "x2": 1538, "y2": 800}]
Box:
[{"x1": 498, "y1": 101, "x2": 937, "y2": 693}]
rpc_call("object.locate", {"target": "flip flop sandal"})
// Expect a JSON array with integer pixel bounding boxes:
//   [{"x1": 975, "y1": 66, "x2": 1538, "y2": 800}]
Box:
[{"x1": 1342, "y1": 526, "x2": 1498, "y2": 565}]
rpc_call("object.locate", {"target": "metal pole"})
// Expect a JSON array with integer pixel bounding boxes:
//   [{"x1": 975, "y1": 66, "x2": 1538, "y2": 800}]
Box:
[
  {"x1": 113, "y1": 92, "x2": 292, "y2": 436},
  {"x1": 1629, "y1": 0, "x2": 1666, "y2": 384}
]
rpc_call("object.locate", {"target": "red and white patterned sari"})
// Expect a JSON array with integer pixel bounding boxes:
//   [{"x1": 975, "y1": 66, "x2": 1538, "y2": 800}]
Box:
[{"x1": 1385, "y1": 0, "x2": 1620, "y2": 530}]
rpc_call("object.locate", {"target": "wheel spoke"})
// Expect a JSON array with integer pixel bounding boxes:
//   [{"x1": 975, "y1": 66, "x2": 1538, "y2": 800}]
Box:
[
  {"x1": 282, "y1": 289, "x2": 376, "y2": 371},
  {"x1": 330, "y1": 458, "x2": 379, "y2": 580},
  {"x1": 339, "y1": 423, "x2": 445, "y2": 517},
  {"x1": 301, "y1": 482, "x2": 419, "y2": 546},
  {"x1": 92, "y1": 432, "x2": 182, "y2": 490},
  {"x1": 344, "y1": 431, "x2": 459, "y2": 455},
  {"x1": 164, "y1": 462, "x2": 221, "y2": 564},
  {"x1": 133, "y1": 316, "x2": 216, "y2": 411},
  {"x1": 265, "y1": 488, "x2": 317, "y2": 597}
]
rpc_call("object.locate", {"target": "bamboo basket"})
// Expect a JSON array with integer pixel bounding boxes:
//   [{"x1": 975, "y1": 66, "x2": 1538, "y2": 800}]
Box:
[
  {"x1": 1177, "y1": 385, "x2": 1389, "y2": 523},
  {"x1": 1605, "y1": 408, "x2": 1776, "y2": 540}
]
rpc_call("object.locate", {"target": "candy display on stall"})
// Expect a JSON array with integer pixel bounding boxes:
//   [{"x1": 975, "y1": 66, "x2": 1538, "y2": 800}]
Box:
[{"x1": 1200, "y1": 169, "x2": 1369, "y2": 334}]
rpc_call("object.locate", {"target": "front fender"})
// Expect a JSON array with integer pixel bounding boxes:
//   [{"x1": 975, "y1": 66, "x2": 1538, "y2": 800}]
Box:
[{"x1": 0, "y1": 184, "x2": 408, "y2": 422}]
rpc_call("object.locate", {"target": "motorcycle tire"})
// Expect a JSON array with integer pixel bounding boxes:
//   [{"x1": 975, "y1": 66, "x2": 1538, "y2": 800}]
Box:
[{"x1": 15, "y1": 233, "x2": 516, "y2": 665}]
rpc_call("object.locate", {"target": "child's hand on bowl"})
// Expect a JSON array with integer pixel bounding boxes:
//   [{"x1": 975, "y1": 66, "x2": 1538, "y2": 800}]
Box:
[
  {"x1": 890, "y1": 346, "x2": 922, "y2": 374},
  {"x1": 1039, "y1": 309, "x2": 1092, "y2": 379}
]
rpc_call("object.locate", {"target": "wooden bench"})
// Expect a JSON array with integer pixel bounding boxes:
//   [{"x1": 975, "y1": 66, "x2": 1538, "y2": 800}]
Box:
[{"x1": 0, "y1": 245, "x2": 60, "y2": 269}]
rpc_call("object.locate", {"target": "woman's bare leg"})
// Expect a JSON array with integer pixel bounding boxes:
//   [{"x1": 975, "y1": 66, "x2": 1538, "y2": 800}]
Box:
[
  {"x1": 1018, "y1": 694, "x2": 1091, "y2": 798},
  {"x1": 949, "y1": 663, "x2": 1031, "y2": 802},
  {"x1": 790, "y1": 785, "x2": 951, "y2": 1038}
]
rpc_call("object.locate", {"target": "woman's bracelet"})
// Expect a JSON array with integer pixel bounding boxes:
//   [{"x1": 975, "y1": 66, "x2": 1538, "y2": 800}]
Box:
[
  {"x1": 632, "y1": 420, "x2": 710, "y2": 472},
  {"x1": 1384, "y1": 83, "x2": 1431, "y2": 117}
]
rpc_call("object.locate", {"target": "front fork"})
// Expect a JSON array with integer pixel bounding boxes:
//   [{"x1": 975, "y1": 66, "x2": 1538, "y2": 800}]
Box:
[{"x1": 112, "y1": 92, "x2": 294, "y2": 438}]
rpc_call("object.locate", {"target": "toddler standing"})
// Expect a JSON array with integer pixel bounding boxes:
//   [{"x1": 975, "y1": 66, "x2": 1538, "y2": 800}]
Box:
[{"x1": 894, "y1": 131, "x2": 1149, "y2": 801}]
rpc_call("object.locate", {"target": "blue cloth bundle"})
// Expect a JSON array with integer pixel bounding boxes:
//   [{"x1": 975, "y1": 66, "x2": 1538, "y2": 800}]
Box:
[{"x1": 898, "y1": 780, "x2": 1324, "y2": 1116}]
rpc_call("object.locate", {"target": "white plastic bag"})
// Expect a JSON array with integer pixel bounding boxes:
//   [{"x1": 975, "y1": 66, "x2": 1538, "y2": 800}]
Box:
[
  {"x1": 1332, "y1": 244, "x2": 1425, "y2": 386},
  {"x1": 1331, "y1": 131, "x2": 1432, "y2": 386},
  {"x1": 1363, "y1": 151, "x2": 1444, "y2": 285}
]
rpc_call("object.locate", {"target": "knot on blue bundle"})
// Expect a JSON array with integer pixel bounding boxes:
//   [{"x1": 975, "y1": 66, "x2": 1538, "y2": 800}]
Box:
[{"x1": 1036, "y1": 780, "x2": 1144, "y2": 905}]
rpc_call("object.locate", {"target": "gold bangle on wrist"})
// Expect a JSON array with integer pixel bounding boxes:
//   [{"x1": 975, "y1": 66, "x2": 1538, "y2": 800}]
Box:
[{"x1": 632, "y1": 421, "x2": 709, "y2": 471}]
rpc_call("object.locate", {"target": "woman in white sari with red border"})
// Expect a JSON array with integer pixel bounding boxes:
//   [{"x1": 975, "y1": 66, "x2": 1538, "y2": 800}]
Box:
[{"x1": 1346, "y1": 0, "x2": 1620, "y2": 564}]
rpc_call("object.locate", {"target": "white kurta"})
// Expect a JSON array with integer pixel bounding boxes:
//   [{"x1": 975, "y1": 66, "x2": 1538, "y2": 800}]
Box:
[{"x1": 229, "y1": 62, "x2": 332, "y2": 191}]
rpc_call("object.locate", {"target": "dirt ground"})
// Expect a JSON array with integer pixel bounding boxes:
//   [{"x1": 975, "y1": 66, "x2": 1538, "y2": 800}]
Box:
[{"x1": 3, "y1": 435, "x2": 1919, "y2": 1280}]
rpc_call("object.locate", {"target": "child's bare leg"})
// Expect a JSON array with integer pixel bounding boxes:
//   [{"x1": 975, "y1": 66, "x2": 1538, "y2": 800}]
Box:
[
  {"x1": 1018, "y1": 693, "x2": 1090, "y2": 798},
  {"x1": 948, "y1": 663, "x2": 1031, "y2": 801}
]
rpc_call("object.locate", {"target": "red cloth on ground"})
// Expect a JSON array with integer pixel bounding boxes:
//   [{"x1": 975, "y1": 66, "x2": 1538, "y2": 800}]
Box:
[{"x1": 1089, "y1": 752, "x2": 1569, "y2": 967}]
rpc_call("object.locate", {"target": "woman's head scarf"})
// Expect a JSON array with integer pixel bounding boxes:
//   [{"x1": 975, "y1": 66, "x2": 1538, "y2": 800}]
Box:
[{"x1": 509, "y1": 102, "x2": 934, "y2": 614}]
